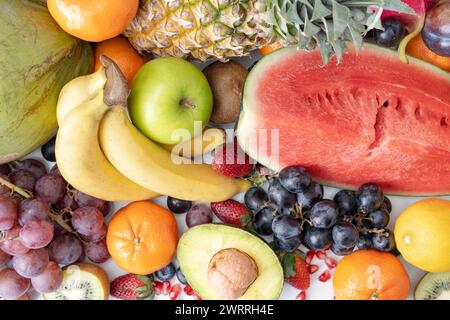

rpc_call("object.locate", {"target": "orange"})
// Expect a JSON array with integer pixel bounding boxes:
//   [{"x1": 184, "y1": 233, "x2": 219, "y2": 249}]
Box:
[
  {"x1": 333, "y1": 250, "x2": 410, "y2": 300},
  {"x1": 106, "y1": 201, "x2": 178, "y2": 275},
  {"x1": 406, "y1": 34, "x2": 450, "y2": 72},
  {"x1": 94, "y1": 36, "x2": 148, "y2": 85},
  {"x1": 259, "y1": 41, "x2": 283, "y2": 56},
  {"x1": 47, "y1": 0, "x2": 139, "y2": 42}
]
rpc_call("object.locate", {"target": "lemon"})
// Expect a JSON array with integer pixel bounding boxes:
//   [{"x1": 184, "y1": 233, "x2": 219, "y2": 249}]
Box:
[{"x1": 395, "y1": 199, "x2": 450, "y2": 272}]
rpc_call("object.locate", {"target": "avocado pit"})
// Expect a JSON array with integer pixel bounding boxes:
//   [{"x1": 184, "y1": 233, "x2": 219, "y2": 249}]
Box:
[{"x1": 207, "y1": 248, "x2": 258, "y2": 299}]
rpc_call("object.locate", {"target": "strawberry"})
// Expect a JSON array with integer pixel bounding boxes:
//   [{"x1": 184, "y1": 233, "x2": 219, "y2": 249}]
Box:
[
  {"x1": 212, "y1": 142, "x2": 254, "y2": 177},
  {"x1": 111, "y1": 274, "x2": 154, "y2": 300},
  {"x1": 282, "y1": 252, "x2": 310, "y2": 290},
  {"x1": 211, "y1": 199, "x2": 251, "y2": 226}
]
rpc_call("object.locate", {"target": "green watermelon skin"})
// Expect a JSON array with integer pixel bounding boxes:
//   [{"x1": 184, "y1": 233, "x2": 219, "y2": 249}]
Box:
[
  {"x1": 0, "y1": 0, "x2": 93, "y2": 164},
  {"x1": 237, "y1": 44, "x2": 450, "y2": 195}
]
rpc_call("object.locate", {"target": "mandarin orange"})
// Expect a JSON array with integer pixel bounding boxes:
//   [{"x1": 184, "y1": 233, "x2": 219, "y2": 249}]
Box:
[
  {"x1": 94, "y1": 36, "x2": 148, "y2": 84},
  {"x1": 106, "y1": 201, "x2": 178, "y2": 275},
  {"x1": 47, "y1": 0, "x2": 139, "y2": 42},
  {"x1": 333, "y1": 250, "x2": 410, "y2": 300}
]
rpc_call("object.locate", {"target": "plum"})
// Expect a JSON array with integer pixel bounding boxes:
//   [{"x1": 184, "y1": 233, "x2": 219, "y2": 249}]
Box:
[{"x1": 423, "y1": 0, "x2": 450, "y2": 56}]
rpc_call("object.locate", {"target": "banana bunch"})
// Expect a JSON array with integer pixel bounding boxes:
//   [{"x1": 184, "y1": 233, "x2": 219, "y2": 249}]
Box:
[{"x1": 56, "y1": 56, "x2": 249, "y2": 202}]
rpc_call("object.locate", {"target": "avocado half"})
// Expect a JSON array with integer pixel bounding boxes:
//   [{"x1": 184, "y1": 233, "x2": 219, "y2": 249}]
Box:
[{"x1": 177, "y1": 224, "x2": 284, "y2": 300}]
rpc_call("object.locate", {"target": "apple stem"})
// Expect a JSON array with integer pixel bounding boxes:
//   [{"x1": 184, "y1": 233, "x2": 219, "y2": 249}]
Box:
[{"x1": 180, "y1": 98, "x2": 196, "y2": 109}]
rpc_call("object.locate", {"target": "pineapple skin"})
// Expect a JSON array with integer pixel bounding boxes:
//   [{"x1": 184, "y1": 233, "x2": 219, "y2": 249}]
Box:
[
  {"x1": 124, "y1": 0, "x2": 415, "y2": 63},
  {"x1": 124, "y1": 0, "x2": 273, "y2": 61}
]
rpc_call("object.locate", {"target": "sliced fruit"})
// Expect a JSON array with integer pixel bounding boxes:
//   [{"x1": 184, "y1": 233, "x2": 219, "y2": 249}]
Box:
[
  {"x1": 414, "y1": 271, "x2": 450, "y2": 300},
  {"x1": 43, "y1": 263, "x2": 109, "y2": 300},
  {"x1": 394, "y1": 199, "x2": 450, "y2": 272},
  {"x1": 0, "y1": 0, "x2": 92, "y2": 164},
  {"x1": 106, "y1": 201, "x2": 178, "y2": 275},
  {"x1": 177, "y1": 224, "x2": 283, "y2": 300},
  {"x1": 237, "y1": 44, "x2": 450, "y2": 195},
  {"x1": 333, "y1": 249, "x2": 410, "y2": 300}
]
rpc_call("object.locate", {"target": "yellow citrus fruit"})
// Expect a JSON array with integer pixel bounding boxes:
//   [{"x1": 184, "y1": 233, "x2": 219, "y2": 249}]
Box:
[{"x1": 394, "y1": 199, "x2": 450, "y2": 272}]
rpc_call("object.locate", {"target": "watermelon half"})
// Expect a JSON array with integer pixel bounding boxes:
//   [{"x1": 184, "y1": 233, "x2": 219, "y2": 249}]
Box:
[{"x1": 236, "y1": 44, "x2": 450, "y2": 195}]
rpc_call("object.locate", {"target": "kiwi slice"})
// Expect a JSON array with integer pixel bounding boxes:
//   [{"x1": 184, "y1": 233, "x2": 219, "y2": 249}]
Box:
[
  {"x1": 414, "y1": 271, "x2": 450, "y2": 300},
  {"x1": 43, "y1": 263, "x2": 109, "y2": 300}
]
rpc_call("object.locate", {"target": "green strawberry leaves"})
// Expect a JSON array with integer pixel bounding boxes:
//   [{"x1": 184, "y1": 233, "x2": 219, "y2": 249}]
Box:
[
  {"x1": 134, "y1": 274, "x2": 155, "y2": 300},
  {"x1": 279, "y1": 250, "x2": 307, "y2": 277},
  {"x1": 282, "y1": 253, "x2": 297, "y2": 277}
]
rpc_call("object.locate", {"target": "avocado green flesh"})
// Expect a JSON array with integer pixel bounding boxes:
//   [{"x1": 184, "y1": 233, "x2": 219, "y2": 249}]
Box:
[{"x1": 177, "y1": 224, "x2": 283, "y2": 300}]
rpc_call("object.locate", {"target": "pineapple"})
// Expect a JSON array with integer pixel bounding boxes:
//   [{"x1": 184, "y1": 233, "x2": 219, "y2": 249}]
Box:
[{"x1": 124, "y1": 0, "x2": 414, "y2": 63}]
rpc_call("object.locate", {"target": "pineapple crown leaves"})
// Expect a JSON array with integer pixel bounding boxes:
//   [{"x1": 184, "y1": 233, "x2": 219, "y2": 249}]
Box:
[{"x1": 261, "y1": 0, "x2": 415, "y2": 63}]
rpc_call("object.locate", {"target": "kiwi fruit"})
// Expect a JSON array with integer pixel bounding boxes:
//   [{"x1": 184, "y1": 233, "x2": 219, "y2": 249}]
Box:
[
  {"x1": 414, "y1": 271, "x2": 450, "y2": 300},
  {"x1": 43, "y1": 263, "x2": 109, "y2": 300},
  {"x1": 203, "y1": 61, "x2": 248, "y2": 124}
]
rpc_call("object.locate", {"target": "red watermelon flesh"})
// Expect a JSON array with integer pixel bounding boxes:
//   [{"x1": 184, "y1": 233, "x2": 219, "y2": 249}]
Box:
[{"x1": 237, "y1": 44, "x2": 450, "y2": 195}]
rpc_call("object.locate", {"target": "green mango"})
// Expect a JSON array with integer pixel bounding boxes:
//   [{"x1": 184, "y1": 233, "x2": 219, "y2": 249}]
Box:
[{"x1": 0, "y1": 0, "x2": 93, "y2": 163}]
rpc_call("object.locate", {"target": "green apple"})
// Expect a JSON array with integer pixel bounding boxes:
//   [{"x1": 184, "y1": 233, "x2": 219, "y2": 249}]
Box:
[{"x1": 128, "y1": 57, "x2": 213, "y2": 144}]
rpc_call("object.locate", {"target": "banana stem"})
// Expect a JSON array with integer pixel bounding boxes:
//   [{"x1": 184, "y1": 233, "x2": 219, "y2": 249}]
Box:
[
  {"x1": 398, "y1": 16, "x2": 426, "y2": 64},
  {"x1": 0, "y1": 175, "x2": 75, "y2": 234}
]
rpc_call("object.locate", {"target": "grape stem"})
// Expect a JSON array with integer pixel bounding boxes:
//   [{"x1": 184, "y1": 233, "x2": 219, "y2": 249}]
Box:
[
  {"x1": 0, "y1": 175, "x2": 75, "y2": 235},
  {"x1": 0, "y1": 175, "x2": 32, "y2": 198}
]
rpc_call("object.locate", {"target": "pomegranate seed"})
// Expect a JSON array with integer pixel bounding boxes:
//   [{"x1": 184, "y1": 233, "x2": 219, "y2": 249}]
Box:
[
  {"x1": 318, "y1": 270, "x2": 331, "y2": 282},
  {"x1": 305, "y1": 250, "x2": 315, "y2": 264},
  {"x1": 325, "y1": 256, "x2": 338, "y2": 269},
  {"x1": 184, "y1": 284, "x2": 194, "y2": 296},
  {"x1": 154, "y1": 281, "x2": 163, "y2": 295},
  {"x1": 316, "y1": 250, "x2": 326, "y2": 260},
  {"x1": 307, "y1": 264, "x2": 319, "y2": 274},
  {"x1": 296, "y1": 290, "x2": 307, "y2": 300},
  {"x1": 162, "y1": 281, "x2": 171, "y2": 295},
  {"x1": 193, "y1": 292, "x2": 202, "y2": 300},
  {"x1": 169, "y1": 284, "x2": 181, "y2": 300}
]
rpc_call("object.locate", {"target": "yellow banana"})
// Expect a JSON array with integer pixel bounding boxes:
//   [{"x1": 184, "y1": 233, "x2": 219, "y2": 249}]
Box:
[
  {"x1": 55, "y1": 58, "x2": 158, "y2": 201},
  {"x1": 99, "y1": 106, "x2": 250, "y2": 202},
  {"x1": 56, "y1": 68, "x2": 107, "y2": 125},
  {"x1": 160, "y1": 127, "x2": 226, "y2": 158}
]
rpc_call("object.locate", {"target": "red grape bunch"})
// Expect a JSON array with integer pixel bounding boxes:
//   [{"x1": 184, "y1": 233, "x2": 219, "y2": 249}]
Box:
[{"x1": 0, "y1": 159, "x2": 111, "y2": 300}]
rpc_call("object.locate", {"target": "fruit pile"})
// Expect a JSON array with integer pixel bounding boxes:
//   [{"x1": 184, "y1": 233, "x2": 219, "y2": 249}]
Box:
[
  {"x1": 241, "y1": 166, "x2": 396, "y2": 255},
  {"x1": 0, "y1": 158, "x2": 111, "y2": 299},
  {"x1": 0, "y1": 0, "x2": 449, "y2": 302}
]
